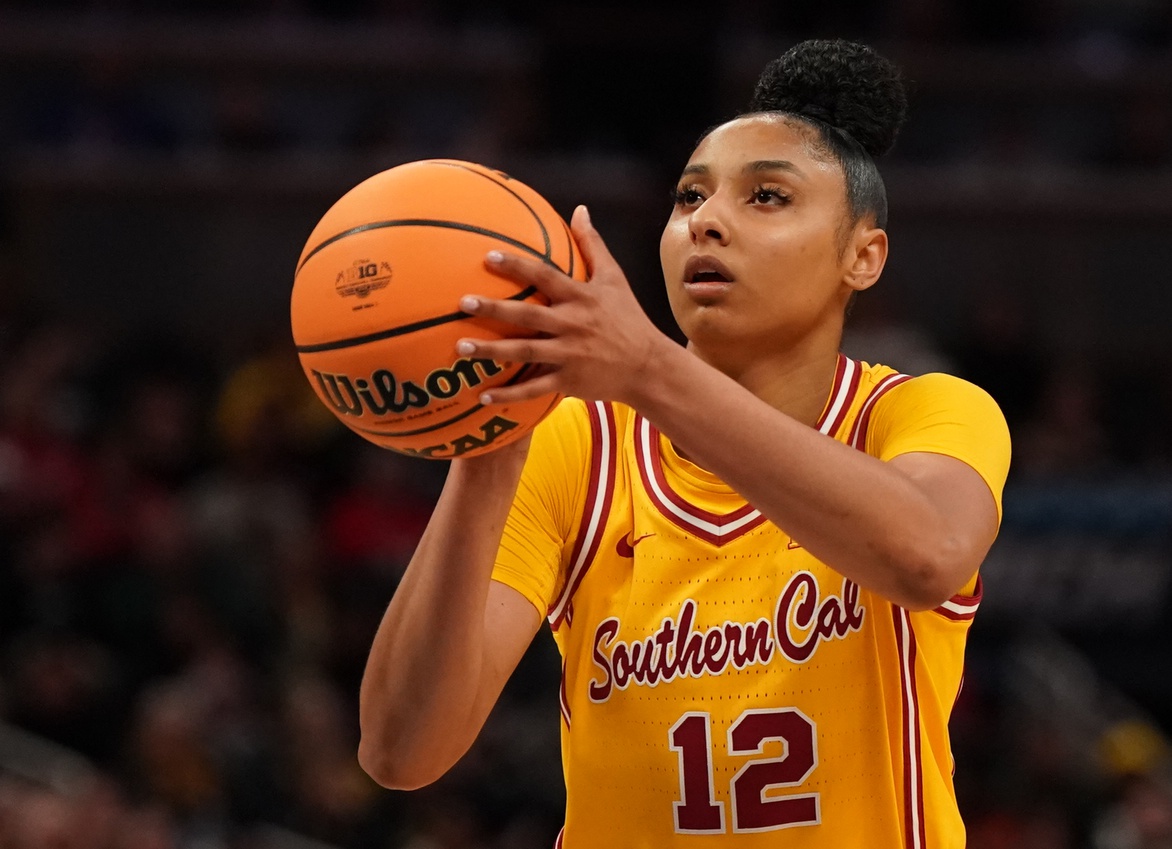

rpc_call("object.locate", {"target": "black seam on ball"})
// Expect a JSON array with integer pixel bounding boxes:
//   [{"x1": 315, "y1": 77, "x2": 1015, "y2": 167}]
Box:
[
  {"x1": 295, "y1": 219, "x2": 551, "y2": 278},
  {"x1": 294, "y1": 285, "x2": 540, "y2": 353}
]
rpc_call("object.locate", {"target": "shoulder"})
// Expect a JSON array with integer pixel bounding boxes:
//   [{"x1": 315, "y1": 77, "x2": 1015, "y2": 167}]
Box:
[
  {"x1": 533, "y1": 397, "x2": 634, "y2": 443},
  {"x1": 878, "y1": 371, "x2": 1005, "y2": 423},
  {"x1": 526, "y1": 398, "x2": 636, "y2": 476},
  {"x1": 535, "y1": 398, "x2": 638, "y2": 442},
  {"x1": 864, "y1": 370, "x2": 1012, "y2": 485}
]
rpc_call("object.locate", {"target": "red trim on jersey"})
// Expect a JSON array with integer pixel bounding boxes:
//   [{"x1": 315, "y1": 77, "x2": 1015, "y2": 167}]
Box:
[
  {"x1": 818, "y1": 354, "x2": 862, "y2": 438},
  {"x1": 848, "y1": 372, "x2": 913, "y2": 450},
  {"x1": 949, "y1": 672, "x2": 966, "y2": 776},
  {"x1": 911, "y1": 625, "x2": 927, "y2": 849},
  {"x1": 933, "y1": 576, "x2": 983, "y2": 621},
  {"x1": 856, "y1": 371, "x2": 933, "y2": 848},
  {"x1": 548, "y1": 401, "x2": 617, "y2": 628},
  {"x1": 634, "y1": 416, "x2": 767, "y2": 546},
  {"x1": 559, "y1": 660, "x2": 571, "y2": 728},
  {"x1": 894, "y1": 607, "x2": 926, "y2": 849},
  {"x1": 629, "y1": 358, "x2": 862, "y2": 546}
]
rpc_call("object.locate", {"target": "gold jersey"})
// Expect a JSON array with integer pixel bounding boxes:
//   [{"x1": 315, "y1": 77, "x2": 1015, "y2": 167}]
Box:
[{"x1": 493, "y1": 356, "x2": 1011, "y2": 848}]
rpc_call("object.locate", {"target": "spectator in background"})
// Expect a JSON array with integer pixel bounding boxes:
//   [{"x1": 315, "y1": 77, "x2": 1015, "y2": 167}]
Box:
[
  {"x1": 1094, "y1": 774, "x2": 1172, "y2": 849},
  {"x1": 1013, "y1": 361, "x2": 1113, "y2": 480},
  {"x1": 947, "y1": 284, "x2": 1049, "y2": 437}
]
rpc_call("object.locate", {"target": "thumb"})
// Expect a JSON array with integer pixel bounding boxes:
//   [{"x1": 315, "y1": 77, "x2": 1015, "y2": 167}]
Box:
[{"x1": 571, "y1": 205, "x2": 619, "y2": 281}]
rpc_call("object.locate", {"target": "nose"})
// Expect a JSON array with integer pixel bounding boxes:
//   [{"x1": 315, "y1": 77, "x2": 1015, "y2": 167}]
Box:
[{"x1": 688, "y1": 197, "x2": 730, "y2": 245}]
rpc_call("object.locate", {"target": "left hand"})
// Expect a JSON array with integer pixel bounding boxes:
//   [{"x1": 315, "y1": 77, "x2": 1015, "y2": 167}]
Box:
[{"x1": 455, "y1": 205, "x2": 670, "y2": 407}]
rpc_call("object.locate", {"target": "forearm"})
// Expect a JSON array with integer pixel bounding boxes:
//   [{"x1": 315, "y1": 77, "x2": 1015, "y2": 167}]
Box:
[
  {"x1": 633, "y1": 342, "x2": 971, "y2": 609},
  {"x1": 452, "y1": 217, "x2": 993, "y2": 608},
  {"x1": 358, "y1": 446, "x2": 529, "y2": 787}
]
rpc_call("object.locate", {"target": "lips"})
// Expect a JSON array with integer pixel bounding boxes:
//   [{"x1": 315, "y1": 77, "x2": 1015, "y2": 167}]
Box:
[{"x1": 683, "y1": 255, "x2": 735, "y2": 284}]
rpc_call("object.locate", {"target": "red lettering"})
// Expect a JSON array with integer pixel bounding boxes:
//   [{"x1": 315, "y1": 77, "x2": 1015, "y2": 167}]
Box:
[
  {"x1": 816, "y1": 595, "x2": 843, "y2": 641},
  {"x1": 654, "y1": 619, "x2": 677, "y2": 680},
  {"x1": 585, "y1": 576, "x2": 865, "y2": 705},
  {"x1": 703, "y1": 629, "x2": 729, "y2": 675},
  {"x1": 588, "y1": 619, "x2": 619, "y2": 702},
  {"x1": 776, "y1": 572, "x2": 819, "y2": 662},
  {"x1": 843, "y1": 579, "x2": 865, "y2": 630},
  {"x1": 613, "y1": 642, "x2": 633, "y2": 688},
  {"x1": 736, "y1": 620, "x2": 774, "y2": 667}
]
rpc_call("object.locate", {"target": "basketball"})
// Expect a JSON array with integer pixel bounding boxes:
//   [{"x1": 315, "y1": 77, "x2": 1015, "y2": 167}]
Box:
[{"x1": 291, "y1": 159, "x2": 585, "y2": 459}]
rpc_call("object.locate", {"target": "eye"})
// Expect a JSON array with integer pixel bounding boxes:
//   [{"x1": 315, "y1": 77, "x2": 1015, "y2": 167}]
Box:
[
  {"x1": 750, "y1": 186, "x2": 791, "y2": 205},
  {"x1": 670, "y1": 185, "x2": 705, "y2": 207}
]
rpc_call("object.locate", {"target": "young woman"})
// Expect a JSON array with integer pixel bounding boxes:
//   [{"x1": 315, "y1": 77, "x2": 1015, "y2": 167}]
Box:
[{"x1": 358, "y1": 39, "x2": 1011, "y2": 848}]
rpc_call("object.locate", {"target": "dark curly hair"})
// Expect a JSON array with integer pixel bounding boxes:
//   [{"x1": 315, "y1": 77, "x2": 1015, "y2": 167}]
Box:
[{"x1": 748, "y1": 39, "x2": 908, "y2": 231}]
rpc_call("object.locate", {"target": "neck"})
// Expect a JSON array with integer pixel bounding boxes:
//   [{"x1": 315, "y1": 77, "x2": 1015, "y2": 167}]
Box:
[{"x1": 686, "y1": 331, "x2": 843, "y2": 429}]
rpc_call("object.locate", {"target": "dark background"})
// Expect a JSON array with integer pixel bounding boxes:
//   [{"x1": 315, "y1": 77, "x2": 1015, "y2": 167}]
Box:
[{"x1": 1, "y1": 1, "x2": 1171, "y2": 847}]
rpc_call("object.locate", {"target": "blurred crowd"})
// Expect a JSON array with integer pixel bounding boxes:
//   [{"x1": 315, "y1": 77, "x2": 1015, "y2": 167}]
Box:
[
  {"x1": 1, "y1": 1, "x2": 1172, "y2": 848},
  {"x1": 0, "y1": 0, "x2": 1171, "y2": 175},
  {"x1": 0, "y1": 316, "x2": 566, "y2": 847},
  {"x1": 0, "y1": 260, "x2": 1167, "y2": 849}
]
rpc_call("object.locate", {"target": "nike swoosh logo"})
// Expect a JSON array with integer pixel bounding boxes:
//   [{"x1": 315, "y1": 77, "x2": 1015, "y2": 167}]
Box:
[{"x1": 616, "y1": 532, "x2": 655, "y2": 558}]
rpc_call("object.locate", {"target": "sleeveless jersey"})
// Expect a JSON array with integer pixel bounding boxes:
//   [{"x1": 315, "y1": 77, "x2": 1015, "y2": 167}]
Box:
[{"x1": 493, "y1": 355, "x2": 1012, "y2": 848}]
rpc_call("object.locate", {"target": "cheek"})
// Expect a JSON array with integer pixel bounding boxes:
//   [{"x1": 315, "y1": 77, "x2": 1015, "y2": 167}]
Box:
[{"x1": 659, "y1": 217, "x2": 688, "y2": 270}]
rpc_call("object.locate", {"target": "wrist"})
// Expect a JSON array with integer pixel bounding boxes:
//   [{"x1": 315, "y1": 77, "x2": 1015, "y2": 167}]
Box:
[
  {"x1": 449, "y1": 433, "x2": 531, "y2": 482},
  {"x1": 622, "y1": 334, "x2": 688, "y2": 413}
]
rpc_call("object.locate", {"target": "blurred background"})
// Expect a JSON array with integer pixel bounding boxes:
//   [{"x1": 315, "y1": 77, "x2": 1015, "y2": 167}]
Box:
[{"x1": 1, "y1": 0, "x2": 1171, "y2": 847}]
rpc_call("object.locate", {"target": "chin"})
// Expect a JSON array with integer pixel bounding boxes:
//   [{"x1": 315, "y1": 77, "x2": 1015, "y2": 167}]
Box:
[{"x1": 677, "y1": 309, "x2": 745, "y2": 350}]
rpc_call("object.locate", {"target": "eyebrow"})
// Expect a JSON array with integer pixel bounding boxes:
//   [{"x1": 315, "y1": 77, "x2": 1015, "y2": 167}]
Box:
[
  {"x1": 679, "y1": 160, "x2": 804, "y2": 178},
  {"x1": 747, "y1": 159, "x2": 803, "y2": 176}
]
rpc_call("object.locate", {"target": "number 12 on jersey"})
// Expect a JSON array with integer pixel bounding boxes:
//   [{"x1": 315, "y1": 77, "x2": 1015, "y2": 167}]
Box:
[{"x1": 669, "y1": 708, "x2": 821, "y2": 834}]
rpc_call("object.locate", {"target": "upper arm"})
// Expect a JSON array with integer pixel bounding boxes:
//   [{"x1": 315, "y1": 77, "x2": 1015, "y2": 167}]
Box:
[
  {"x1": 475, "y1": 400, "x2": 594, "y2": 705},
  {"x1": 870, "y1": 373, "x2": 1012, "y2": 598},
  {"x1": 474, "y1": 579, "x2": 545, "y2": 713},
  {"x1": 888, "y1": 451, "x2": 1001, "y2": 594},
  {"x1": 869, "y1": 372, "x2": 1012, "y2": 517}
]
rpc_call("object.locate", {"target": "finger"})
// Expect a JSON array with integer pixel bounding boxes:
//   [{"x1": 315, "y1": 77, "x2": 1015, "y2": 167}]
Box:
[
  {"x1": 456, "y1": 335, "x2": 560, "y2": 366},
  {"x1": 484, "y1": 250, "x2": 577, "y2": 302},
  {"x1": 480, "y1": 373, "x2": 562, "y2": 406},
  {"x1": 570, "y1": 205, "x2": 620, "y2": 281},
  {"x1": 458, "y1": 294, "x2": 563, "y2": 335}
]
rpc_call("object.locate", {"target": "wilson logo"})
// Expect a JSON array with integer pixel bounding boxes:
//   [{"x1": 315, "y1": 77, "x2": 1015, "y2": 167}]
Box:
[
  {"x1": 588, "y1": 572, "x2": 864, "y2": 703},
  {"x1": 312, "y1": 357, "x2": 504, "y2": 418}
]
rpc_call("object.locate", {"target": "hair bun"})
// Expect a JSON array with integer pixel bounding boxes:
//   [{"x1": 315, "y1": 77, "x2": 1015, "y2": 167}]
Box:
[{"x1": 749, "y1": 39, "x2": 908, "y2": 158}]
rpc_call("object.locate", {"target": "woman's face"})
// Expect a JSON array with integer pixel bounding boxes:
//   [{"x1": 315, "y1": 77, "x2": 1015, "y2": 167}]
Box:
[{"x1": 660, "y1": 113, "x2": 878, "y2": 361}]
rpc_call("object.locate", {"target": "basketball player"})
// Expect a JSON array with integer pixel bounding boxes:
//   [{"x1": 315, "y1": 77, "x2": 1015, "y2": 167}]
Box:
[{"x1": 358, "y1": 39, "x2": 1011, "y2": 848}]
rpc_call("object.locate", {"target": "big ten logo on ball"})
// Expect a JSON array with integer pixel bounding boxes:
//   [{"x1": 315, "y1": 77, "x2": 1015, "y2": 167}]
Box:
[{"x1": 335, "y1": 258, "x2": 392, "y2": 308}]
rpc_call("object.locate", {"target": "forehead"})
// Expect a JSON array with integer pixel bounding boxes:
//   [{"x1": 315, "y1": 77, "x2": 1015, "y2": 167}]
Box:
[{"x1": 685, "y1": 114, "x2": 838, "y2": 181}]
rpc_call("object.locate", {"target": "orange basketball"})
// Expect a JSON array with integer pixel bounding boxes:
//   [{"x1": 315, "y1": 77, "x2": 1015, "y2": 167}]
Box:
[{"x1": 291, "y1": 159, "x2": 585, "y2": 459}]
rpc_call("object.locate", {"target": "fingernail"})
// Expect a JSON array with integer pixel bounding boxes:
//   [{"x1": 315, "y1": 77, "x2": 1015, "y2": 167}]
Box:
[
  {"x1": 479, "y1": 392, "x2": 493, "y2": 404},
  {"x1": 485, "y1": 250, "x2": 504, "y2": 265},
  {"x1": 459, "y1": 296, "x2": 480, "y2": 312},
  {"x1": 456, "y1": 340, "x2": 476, "y2": 355},
  {"x1": 579, "y1": 205, "x2": 591, "y2": 226}
]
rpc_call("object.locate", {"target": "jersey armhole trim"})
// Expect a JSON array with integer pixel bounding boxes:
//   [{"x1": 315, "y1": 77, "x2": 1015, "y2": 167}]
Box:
[
  {"x1": 547, "y1": 400, "x2": 617, "y2": 628},
  {"x1": 932, "y1": 576, "x2": 983, "y2": 621},
  {"x1": 847, "y1": 372, "x2": 913, "y2": 450}
]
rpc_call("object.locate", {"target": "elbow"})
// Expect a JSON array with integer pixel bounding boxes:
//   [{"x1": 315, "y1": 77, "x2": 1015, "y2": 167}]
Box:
[
  {"x1": 890, "y1": 538, "x2": 976, "y2": 612},
  {"x1": 358, "y1": 734, "x2": 446, "y2": 791}
]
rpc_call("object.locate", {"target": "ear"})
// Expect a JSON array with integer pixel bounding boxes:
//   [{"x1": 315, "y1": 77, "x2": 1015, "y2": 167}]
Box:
[{"x1": 843, "y1": 226, "x2": 887, "y2": 293}]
